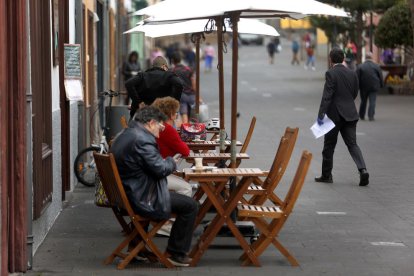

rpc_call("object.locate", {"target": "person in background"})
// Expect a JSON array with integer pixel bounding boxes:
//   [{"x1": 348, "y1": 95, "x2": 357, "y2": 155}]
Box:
[
  {"x1": 291, "y1": 39, "x2": 300, "y2": 65},
  {"x1": 381, "y1": 48, "x2": 394, "y2": 65},
  {"x1": 150, "y1": 47, "x2": 164, "y2": 63},
  {"x1": 266, "y1": 39, "x2": 276, "y2": 64},
  {"x1": 183, "y1": 44, "x2": 196, "y2": 69},
  {"x1": 344, "y1": 41, "x2": 357, "y2": 70},
  {"x1": 171, "y1": 51, "x2": 196, "y2": 124},
  {"x1": 305, "y1": 44, "x2": 315, "y2": 70},
  {"x1": 357, "y1": 52, "x2": 384, "y2": 121},
  {"x1": 122, "y1": 51, "x2": 141, "y2": 105},
  {"x1": 125, "y1": 56, "x2": 183, "y2": 119},
  {"x1": 315, "y1": 47, "x2": 369, "y2": 187},
  {"x1": 203, "y1": 42, "x2": 215, "y2": 72},
  {"x1": 110, "y1": 106, "x2": 198, "y2": 267}
]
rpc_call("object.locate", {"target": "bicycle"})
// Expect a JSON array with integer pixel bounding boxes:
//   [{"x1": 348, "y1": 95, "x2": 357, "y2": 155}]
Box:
[{"x1": 74, "y1": 89, "x2": 126, "y2": 186}]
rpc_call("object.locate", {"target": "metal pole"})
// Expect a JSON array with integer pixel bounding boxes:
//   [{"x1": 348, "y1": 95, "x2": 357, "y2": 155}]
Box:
[
  {"x1": 216, "y1": 17, "x2": 226, "y2": 152},
  {"x1": 195, "y1": 34, "x2": 201, "y2": 115},
  {"x1": 230, "y1": 13, "x2": 240, "y2": 168}
]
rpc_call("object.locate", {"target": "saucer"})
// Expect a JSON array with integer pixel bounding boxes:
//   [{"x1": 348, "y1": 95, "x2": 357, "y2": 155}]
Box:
[{"x1": 190, "y1": 166, "x2": 217, "y2": 172}]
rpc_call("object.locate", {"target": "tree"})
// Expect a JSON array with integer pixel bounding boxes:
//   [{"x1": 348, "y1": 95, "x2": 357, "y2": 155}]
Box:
[
  {"x1": 311, "y1": 0, "x2": 400, "y2": 63},
  {"x1": 375, "y1": 2, "x2": 413, "y2": 48},
  {"x1": 411, "y1": 0, "x2": 414, "y2": 47}
]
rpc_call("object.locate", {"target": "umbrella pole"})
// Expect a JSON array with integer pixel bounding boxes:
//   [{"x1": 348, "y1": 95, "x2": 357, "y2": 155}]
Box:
[
  {"x1": 194, "y1": 34, "x2": 201, "y2": 115},
  {"x1": 216, "y1": 17, "x2": 226, "y2": 153},
  {"x1": 230, "y1": 13, "x2": 240, "y2": 168}
]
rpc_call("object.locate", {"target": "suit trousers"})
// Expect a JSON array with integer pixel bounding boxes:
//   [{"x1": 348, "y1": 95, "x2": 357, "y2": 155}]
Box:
[
  {"x1": 166, "y1": 192, "x2": 199, "y2": 257},
  {"x1": 322, "y1": 119, "x2": 366, "y2": 177},
  {"x1": 359, "y1": 90, "x2": 377, "y2": 120}
]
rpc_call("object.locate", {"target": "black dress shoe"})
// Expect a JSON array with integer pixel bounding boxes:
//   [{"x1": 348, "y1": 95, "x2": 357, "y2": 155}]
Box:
[
  {"x1": 315, "y1": 175, "x2": 333, "y2": 183},
  {"x1": 359, "y1": 169, "x2": 369, "y2": 186}
]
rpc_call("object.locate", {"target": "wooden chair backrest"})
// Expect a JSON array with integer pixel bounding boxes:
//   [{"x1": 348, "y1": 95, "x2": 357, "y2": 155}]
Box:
[
  {"x1": 249, "y1": 127, "x2": 299, "y2": 206},
  {"x1": 93, "y1": 152, "x2": 135, "y2": 217},
  {"x1": 240, "y1": 116, "x2": 256, "y2": 154},
  {"x1": 281, "y1": 151, "x2": 312, "y2": 215},
  {"x1": 283, "y1": 127, "x2": 299, "y2": 157}
]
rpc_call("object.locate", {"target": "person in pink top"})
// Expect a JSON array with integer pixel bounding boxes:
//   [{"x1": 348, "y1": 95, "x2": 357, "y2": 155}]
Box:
[
  {"x1": 152, "y1": 97, "x2": 193, "y2": 236},
  {"x1": 203, "y1": 42, "x2": 215, "y2": 72}
]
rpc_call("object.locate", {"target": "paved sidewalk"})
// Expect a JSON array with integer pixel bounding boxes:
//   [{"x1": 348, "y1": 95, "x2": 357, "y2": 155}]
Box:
[{"x1": 28, "y1": 39, "x2": 414, "y2": 275}]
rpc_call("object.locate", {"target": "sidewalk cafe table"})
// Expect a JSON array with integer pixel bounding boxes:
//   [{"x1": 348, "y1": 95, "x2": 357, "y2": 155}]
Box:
[
  {"x1": 186, "y1": 140, "x2": 242, "y2": 153},
  {"x1": 185, "y1": 152, "x2": 249, "y2": 165},
  {"x1": 183, "y1": 168, "x2": 266, "y2": 266}
]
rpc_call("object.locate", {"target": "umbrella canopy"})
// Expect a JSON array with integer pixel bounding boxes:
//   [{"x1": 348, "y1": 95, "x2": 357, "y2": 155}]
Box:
[
  {"x1": 134, "y1": 0, "x2": 348, "y2": 21},
  {"x1": 124, "y1": 18, "x2": 280, "y2": 38}
]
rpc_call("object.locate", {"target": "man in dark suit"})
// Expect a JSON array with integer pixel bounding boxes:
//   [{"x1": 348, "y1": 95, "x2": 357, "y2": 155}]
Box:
[
  {"x1": 315, "y1": 48, "x2": 369, "y2": 186},
  {"x1": 357, "y1": 52, "x2": 384, "y2": 121}
]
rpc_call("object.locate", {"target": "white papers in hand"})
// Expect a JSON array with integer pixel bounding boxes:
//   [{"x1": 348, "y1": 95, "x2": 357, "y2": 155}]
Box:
[{"x1": 310, "y1": 115, "x2": 335, "y2": 139}]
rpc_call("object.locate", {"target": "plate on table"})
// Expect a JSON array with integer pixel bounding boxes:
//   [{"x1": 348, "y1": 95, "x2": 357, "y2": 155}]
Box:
[
  {"x1": 192, "y1": 139, "x2": 204, "y2": 143},
  {"x1": 190, "y1": 166, "x2": 217, "y2": 172}
]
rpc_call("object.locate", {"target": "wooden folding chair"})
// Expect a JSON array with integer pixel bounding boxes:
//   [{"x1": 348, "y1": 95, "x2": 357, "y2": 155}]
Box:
[
  {"x1": 237, "y1": 151, "x2": 312, "y2": 266},
  {"x1": 93, "y1": 152, "x2": 174, "y2": 269},
  {"x1": 244, "y1": 127, "x2": 299, "y2": 206}
]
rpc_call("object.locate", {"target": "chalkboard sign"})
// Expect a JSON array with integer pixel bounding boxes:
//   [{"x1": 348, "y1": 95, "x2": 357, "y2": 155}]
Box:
[{"x1": 64, "y1": 44, "x2": 82, "y2": 79}]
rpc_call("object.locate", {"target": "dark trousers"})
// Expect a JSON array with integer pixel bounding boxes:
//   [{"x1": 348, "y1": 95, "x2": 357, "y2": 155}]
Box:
[
  {"x1": 359, "y1": 90, "x2": 377, "y2": 120},
  {"x1": 322, "y1": 118, "x2": 366, "y2": 177},
  {"x1": 167, "y1": 192, "x2": 199, "y2": 257}
]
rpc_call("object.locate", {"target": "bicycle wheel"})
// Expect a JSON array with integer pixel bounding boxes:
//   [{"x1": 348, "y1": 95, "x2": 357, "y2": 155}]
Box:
[{"x1": 74, "y1": 146, "x2": 101, "y2": 187}]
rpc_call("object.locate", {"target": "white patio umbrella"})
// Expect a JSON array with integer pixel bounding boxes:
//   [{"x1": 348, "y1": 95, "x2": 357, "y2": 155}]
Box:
[
  {"x1": 135, "y1": 0, "x2": 348, "y2": 165},
  {"x1": 125, "y1": 18, "x2": 279, "y2": 38}
]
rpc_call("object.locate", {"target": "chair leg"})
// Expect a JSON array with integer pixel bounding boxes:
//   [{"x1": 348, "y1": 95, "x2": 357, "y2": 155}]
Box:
[
  {"x1": 271, "y1": 238, "x2": 299, "y2": 266},
  {"x1": 105, "y1": 229, "x2": 138, "y2": 265}
]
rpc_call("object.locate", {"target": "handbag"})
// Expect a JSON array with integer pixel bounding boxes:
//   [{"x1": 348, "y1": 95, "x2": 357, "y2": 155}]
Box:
[
  {"x1": 95, "y1": 173, "x2": 110, "y2": 207},
  {"x1": 180, "y1": 122, "x2": 207, "y2": 141}
]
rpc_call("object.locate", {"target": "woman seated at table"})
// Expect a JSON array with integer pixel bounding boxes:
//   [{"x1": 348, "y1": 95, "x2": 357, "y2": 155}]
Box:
[{"x1": 152, "y1": 97, "x2": 193, "y2": 235}]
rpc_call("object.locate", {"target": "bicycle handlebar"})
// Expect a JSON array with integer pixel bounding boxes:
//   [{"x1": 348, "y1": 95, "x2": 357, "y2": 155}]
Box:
[{"x1": 99, "y1": 90, "x2": 127, "y2": 97}]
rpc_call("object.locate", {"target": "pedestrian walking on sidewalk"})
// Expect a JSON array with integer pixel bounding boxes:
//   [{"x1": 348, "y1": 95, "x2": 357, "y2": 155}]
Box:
[
  {"x1": 315, "y1": 47, "x2": 369, "y2": 186},
  {"x1": 110, "y1": 106, "x2": 198, "y2": 266},
  {"x1": 357, "y1": 52, "x2": 384, "y2": 121},
  {"x1": 305, "y1": 44, "x2": 315, "y2": 70},
  {"x1": 291, "y1": 39, "x2": 300, "y2": 65},
  {"x1": 266, "y1": 39, "x2": 276, "y2": 64}
]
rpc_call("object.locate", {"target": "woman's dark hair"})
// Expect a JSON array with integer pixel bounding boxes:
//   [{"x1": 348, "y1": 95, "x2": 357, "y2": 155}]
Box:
[
  {"x1": 329, "y1": 47, "x2": 344, "y2": 64},
  {"x1": 134, "y1": 106, "x2": 167, "y2": 124},
  {"x1": 128, "y1": 51, "x2": 139, "y2": 62}
]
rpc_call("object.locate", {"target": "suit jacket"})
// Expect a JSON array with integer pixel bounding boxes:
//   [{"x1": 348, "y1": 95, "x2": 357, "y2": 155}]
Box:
[
  {"x1": 356, "y1": 60, "x2": 384, "y2": 93},
  {"x1": 125, "y1": 67, "x2": 183, "y2": 117},
  {"x1": 318, "y1": 64, "x2": 359, "y2": 123}
]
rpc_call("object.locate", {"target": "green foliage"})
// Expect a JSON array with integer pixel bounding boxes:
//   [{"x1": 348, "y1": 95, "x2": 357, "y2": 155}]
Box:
[
  {"x1": 375, "y1": 2, "x2": 413, "y2": 48},
  {"x1": 310, "y1": 0, "x2": 401, "y2": 44}
]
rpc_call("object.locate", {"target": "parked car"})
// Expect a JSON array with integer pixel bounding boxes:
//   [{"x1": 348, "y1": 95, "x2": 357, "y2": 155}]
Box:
[{"x1": 238, "y1": 33, "x2": 264, "y2": 45}]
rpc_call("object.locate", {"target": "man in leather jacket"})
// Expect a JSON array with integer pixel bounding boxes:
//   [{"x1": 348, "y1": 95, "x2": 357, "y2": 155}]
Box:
[
  {"x1": 125, "y1": 56, "x2": 183, "y2": 119},
  {"x1": 110, "y1": 106, "x2": 198, "y2": 266}
]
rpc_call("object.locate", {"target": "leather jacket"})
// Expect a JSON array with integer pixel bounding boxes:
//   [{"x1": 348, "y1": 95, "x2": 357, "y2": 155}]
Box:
[
  {"x1": 110, "y1": 120, "x2": 176, "y2": 218},
  {"x1": 125, "y1": 67, "x2": 183, "y2": 118}
]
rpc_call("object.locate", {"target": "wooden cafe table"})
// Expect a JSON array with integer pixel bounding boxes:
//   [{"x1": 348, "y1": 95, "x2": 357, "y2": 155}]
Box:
[
  {"x1": 183, "y1": 167, "x2": 266, "y2": 266},
  {"x1": 186, "y1": 140, "x2": 242, "y2": 153},
  {"x1": 184, "y1": 152, "x2": 249, "y2": 165}
]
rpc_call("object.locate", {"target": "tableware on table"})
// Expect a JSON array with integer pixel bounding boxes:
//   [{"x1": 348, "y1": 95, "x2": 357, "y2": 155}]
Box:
[
  {"x1": 190, "y1": 166, "x2": 217, "y2": 172},
  {"x1": 194, "y1": 157, "x2": 203, "y2": 170}
]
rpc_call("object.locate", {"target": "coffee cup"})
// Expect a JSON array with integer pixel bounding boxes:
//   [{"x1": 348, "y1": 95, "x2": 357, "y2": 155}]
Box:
[{"x1": 194, "y1": 157, "x2": 203, "y2": 170}]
